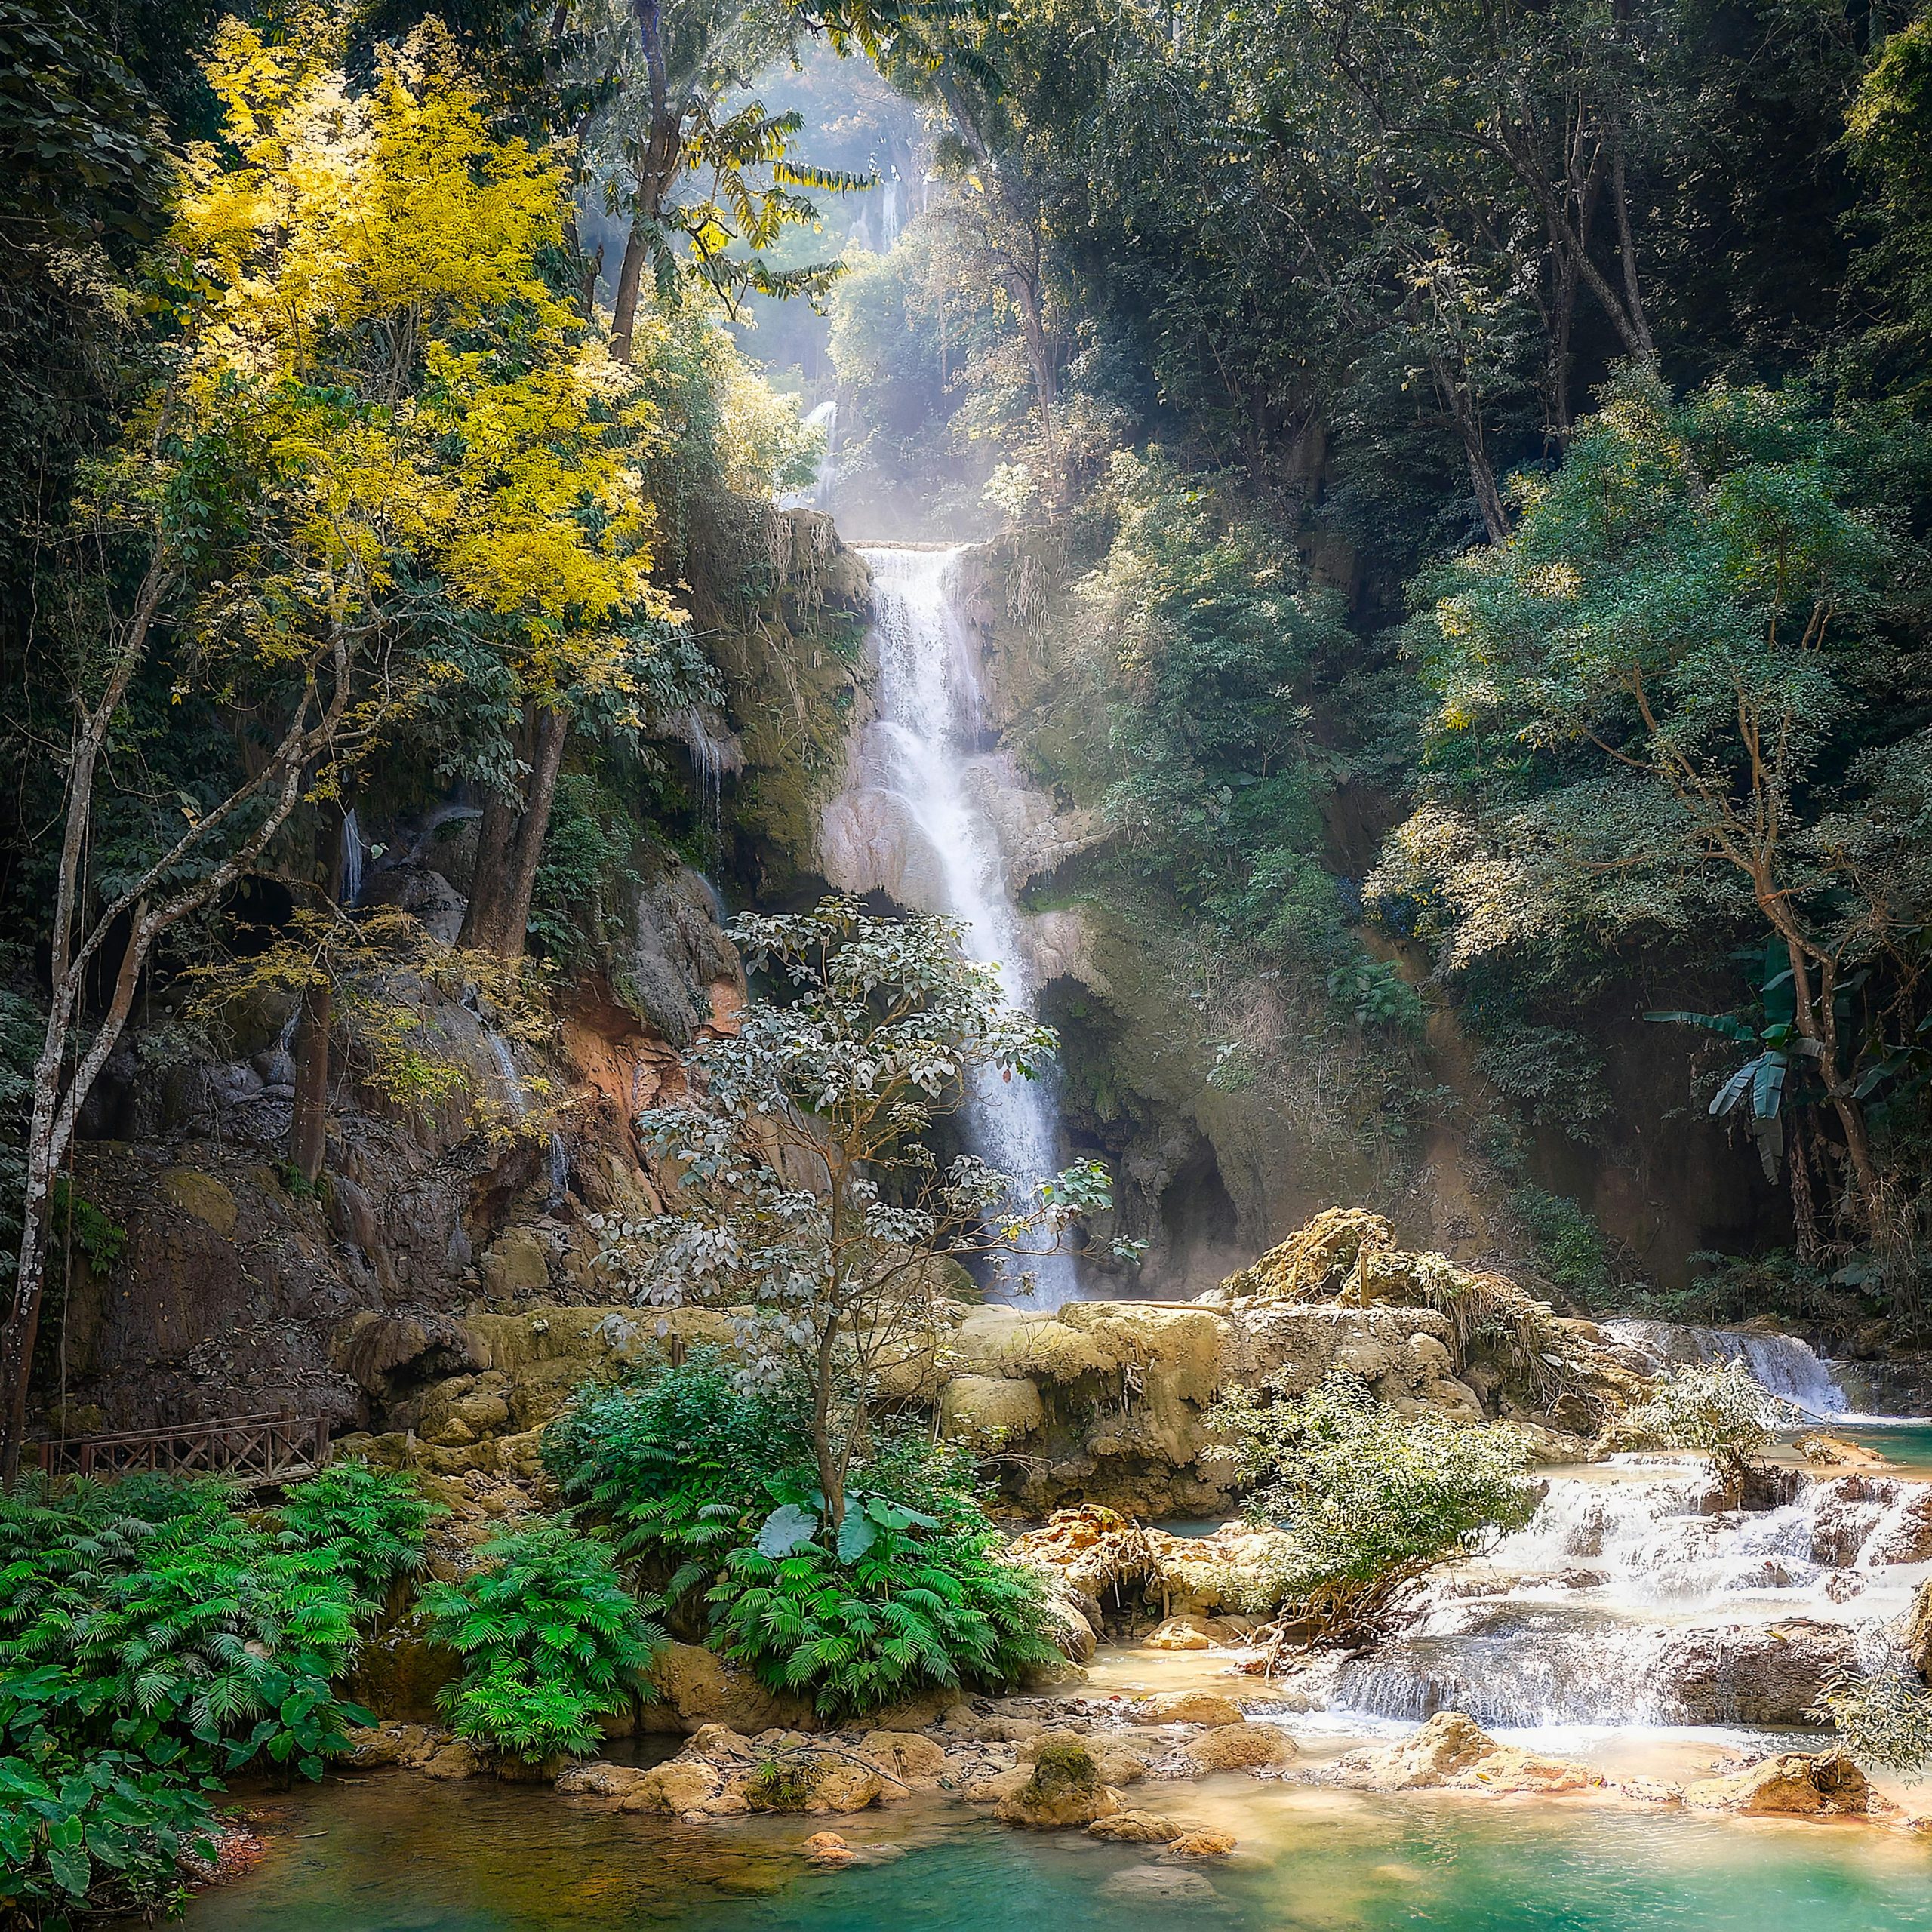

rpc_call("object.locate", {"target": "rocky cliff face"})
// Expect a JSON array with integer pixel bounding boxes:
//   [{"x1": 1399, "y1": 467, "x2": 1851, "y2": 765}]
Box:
[{"x1": 32, "y1": 512, "x2": 873, "y2": 1447}]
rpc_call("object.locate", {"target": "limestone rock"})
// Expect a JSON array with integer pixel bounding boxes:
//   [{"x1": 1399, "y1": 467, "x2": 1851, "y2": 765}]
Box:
[
  {"x1": 340, "y1": 1722, "x2": 441, "y2": 1769},
  {"x1": 647, "y1": 1643, "x2": 814, "y2": 1736},
  {"x1": 615, "y1": 1761, "x2": 723, "y2": 1815},
  {"x1": 1020, "y1": 1728, "x2": 1149, "y2": 1786},
  {"x1": 993, "y1": 1740, "x2": 1122, "y2": 1829},
  {"x1": 859, "y1": 1731, "x2": 948, "y2": 1790},
  {"x1": 1162, "y1": 1829, "x2": 1238, "y2": 1857},
  {"x1": 1906, "y1": 1577, "x2": 1932, "y2": 1677},
  {"x1": 795, "y1": 1761, "x2": 884, "y2": 1814},
  {"x1": 555, "y1": 1762, "x2": 658, "y2": 1800},
  {"x1": 1136, "y1": 1691, "x2": 1245, "y2": 1728},
  {"x1": 1099, "y1": 1865, "x2": 1219, "y2": 1903},
  {"x1": 1335, "y1": 1712, "x2": 1604, "y2": 1798},
  {"x1": 1088, "y1": 1811, "x2": 1187, "y2": 1844},
  {"x1": 481, "y1": 1227, "x2": 549, "y2": 1297},
  {"x1": 1178, "y1": 1723, "x2": 1296, "y2": 1774},
  {"x1": 938, "y1": 1373, "x2": 1044, "y2": 1445},
  {"x1": 418, "y1": 1738, "x2": 485, "y2": 1780},
  {"x1": 1683, "y1": 1750, "x2": 1871, "y2": 1817},
  {"x1": 160, "y1": 1167, "x2": 237, "y2": 1235},
  {"x1": 1145, "y1": 1616, "x2": 1216, "y2": 1651}
]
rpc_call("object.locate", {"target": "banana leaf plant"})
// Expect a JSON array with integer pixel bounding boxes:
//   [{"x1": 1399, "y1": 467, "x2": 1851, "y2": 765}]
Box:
[
  {"x1": 754, "y1": 1478, "x2": 940, "y2": 1567},
  {"x1": 1647, "y1": 941, "x2": 1832, "y2": 1183}
]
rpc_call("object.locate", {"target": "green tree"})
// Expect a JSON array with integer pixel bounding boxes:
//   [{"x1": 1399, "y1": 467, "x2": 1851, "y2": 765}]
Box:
[
  {"x1": 592, "y1": 898, "x2": 1109, "y2": 1535},
  {"x1": 1212, "y1": 1370, "x2": 1540, "y2": 1640},
  {"x1": 1406, "y1": 369, "x2": 1932, "y2": 1244}
]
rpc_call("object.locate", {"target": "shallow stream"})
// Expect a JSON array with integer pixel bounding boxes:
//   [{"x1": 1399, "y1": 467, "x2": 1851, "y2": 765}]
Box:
[{"x1": 183, "y1": 1761, "x2": 1932, "y2": 1932}]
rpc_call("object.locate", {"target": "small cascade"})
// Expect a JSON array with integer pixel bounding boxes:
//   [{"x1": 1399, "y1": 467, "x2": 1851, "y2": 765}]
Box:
[
  {"x1": 1327, "y1": 1462, "x2": 1932, "y2": 1731},
  {"x1": 799, "y1": 398, "x2": 838, "y2": 509},
  {"x1": 469, "y1": 994, "x2": 569, "y2": 1213},
  {"x1": 676, "y1": 708, "x2": 738, "y2": 855},
  {"x1": 1604, "y1": 1319, "x2": 1847, "y2": 1417},
  {"x1": 880, "y1": 180, "x2": 902, "y2": 251},
  {"x1": 855, "y1": 544, "x2": 1082, "y2": 1308},
  {"x1": 339, "y1": 809, "x2": 363, "y2": 909}
]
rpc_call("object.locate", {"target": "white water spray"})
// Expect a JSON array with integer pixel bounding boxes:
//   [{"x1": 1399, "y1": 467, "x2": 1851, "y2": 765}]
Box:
[
  {"x1": 856, "y1": 544, "x2": 1081, "y2": 1308},
  {"x1": 1605, "y1": 1319, "x2": 1847, "y2": 1417}
]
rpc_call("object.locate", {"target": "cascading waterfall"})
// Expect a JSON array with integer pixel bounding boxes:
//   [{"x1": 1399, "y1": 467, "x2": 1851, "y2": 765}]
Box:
[
  {"x1": 1604, "y1": 1318, "x2": 1847, "y2": 1417},
  {"x1": 1327, "y1": 1459, "x2": 1932, "y2": 1731},
  {"x1": 340, "y1": 808, "x2": 364, "y2": 909},
  {"x1": 857, "y1": 544, "x2": 1082, "y2": 1308}
]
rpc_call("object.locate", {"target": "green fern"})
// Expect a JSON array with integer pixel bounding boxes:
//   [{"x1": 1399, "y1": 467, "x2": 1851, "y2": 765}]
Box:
[{"x1": 419, "y1": 1516, "x2": 664, "y2": 1763}]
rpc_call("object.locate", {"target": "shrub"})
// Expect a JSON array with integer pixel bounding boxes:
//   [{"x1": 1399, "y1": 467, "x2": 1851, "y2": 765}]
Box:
[
  {"x1": 0, "y1": 1730, "x2": 216, "y2": 1927},
  {"x1": 420, "y1": 1516, "x2": 664, "y2": 1762},
  {"x1": 709, "y1": 1503, "x2": 1057, "y2": 1721},
  {"x1": 1510, "y1": 1186, "x2": 1614, "y2": 1305},
  {"x1": 541, "y1": 1352, "x2": 811, "y2": 1610},
  {"x1": 1813, "y1": 1663, "x2": 1932, "y2": 1779},
  {"x1": 278, "y1": 1459, "x2": 442, "y2": 1604},
  {"x1": 1213, "y1": 1371, "x2": 1539, "y2": 1639},
  {"x1": 0, "y1": 1474, "x2": 367, "y2": 1779},
  {"x1": 743, "y1": 1757, "x2": 824, "y2": 1810},
  {"x1": 0, "y1": 1472, "x2": 373, "y2": 1922},
  {"x1": 1602, "y1": 1358, "x2": 1792, "y2": 1489}
]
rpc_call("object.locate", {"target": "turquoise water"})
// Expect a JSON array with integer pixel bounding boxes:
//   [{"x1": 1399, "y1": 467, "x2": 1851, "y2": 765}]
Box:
[
  {"x1": 1827, "y1": 1420, "x2": 1932, "y2": 1476},
  {"x1": 183, "y1": 1770, "x2": 1932, "y2": 1932}
]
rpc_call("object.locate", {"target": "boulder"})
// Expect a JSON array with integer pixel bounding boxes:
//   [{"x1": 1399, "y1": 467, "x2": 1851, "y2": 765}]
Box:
[
  {"x1": 1020, "y1": 1727, "x2": 1150, "y2": 1786},
  {"x1": 418, "y1": 1738, "x2": 486, "y2": 1780},
  {"x1": 1335, "y1": 1713, "x2": 1602, "y2": 1798},
  {"x1": 937, "y1": 1374, "x2": 1044, "y2": 1445},
  {"x1": 1162, "y1": 1829, "x2": 1238, "y2": 1857},
  {"x1": 647, "y1": 1643, "x2": 814, "y2": 1736},
  {"x1": 1098, "y1": 1866, "x2": 1220, "y2": 1903},
  {"x1": 1136, "y1": 1691, "x2": 1246, "y2": 1728},
  {"x1": 1145, "y1": 1617, "x2": 1216, "y2": 1651},
  {"x1": 993, "y1": 1741, "x2": 1123, "y2": 1830},
  {"x1": 800, "y1": 1761, "x2": 884, "y2": 1814},
  {"x1": 1178, "y1": 1723, "x2": 1296, "y2": 1774},
  {"x1": 340, "y1": 1722, "x2": 441, "y2": 1769},
  {"x1": 555, "y1": 1762, "x2": 658, "y2": 1800},
  {"x1": 615, "y1": 1760, "x2": 724, "y2": 1815},
  {"x1": 1654, "y1": 1620, "x2": 1860, "y2": 1725},
  {"x1": 1088, "y1": 1811, "x2": 1187, "y2": 1844},
  {"x1": 859, "y1": 1731, "x2": 948, "y2": 1790},
  {"x1": 1684, "y1": 1750, "x2": 1872, "y2": 1818}
]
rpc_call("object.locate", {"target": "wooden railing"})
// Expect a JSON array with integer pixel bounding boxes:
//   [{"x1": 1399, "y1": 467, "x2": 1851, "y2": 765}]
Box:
[{"x1": 32, "y1": 1411, "x2": 332, "y2": 1487}]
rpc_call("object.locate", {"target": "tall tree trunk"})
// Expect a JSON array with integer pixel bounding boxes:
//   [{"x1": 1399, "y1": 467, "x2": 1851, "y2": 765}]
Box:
[
  {"x1": 288, "y1": 802, "x2": 346, "y2": 1185},
  {"x1": 497, "y1": 708, "x2": 568, "y2": 965},
  {"x1": 290, "y1": 979, "x2": 333, "y2": 1185},
  {"x1": 610, "y1": 223, "x2": 649, "y2": 365},
  {"x1": 460, "y1": 784, "x2": 520, "y2": 955}
]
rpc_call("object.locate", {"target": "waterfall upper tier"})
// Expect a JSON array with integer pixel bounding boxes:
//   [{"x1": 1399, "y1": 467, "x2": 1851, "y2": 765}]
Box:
[{"x1": 822, "y1": 543, "x2": 1086, "y2": 1307}]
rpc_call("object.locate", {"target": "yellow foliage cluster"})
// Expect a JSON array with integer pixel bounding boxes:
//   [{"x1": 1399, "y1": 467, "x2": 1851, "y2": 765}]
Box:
[{"x1": 161, "y1": 17, "x2": 678, "y2": 715}]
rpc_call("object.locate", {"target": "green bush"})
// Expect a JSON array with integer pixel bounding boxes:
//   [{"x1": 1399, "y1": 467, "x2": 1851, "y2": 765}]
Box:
[
  {"x1": 1214, "y1": 1371, "x2": 1539, "y2": 1638},
  {"x1": 541, "y1": 1352, "x2": 812, "y2": 1611},
  {"x1": 0, "y1": 1472, "x2": 374, "y2": 1921},
  {"x1": 0, "y1": 1730, "x2": 216, "y2": 1928},
  {"x1": 278, "y1": 1459, "x2": 442, "y2": 1605},
  {"x1": 1602, "y1": 1358, "x2": 1789, "y2": 1488},
  {"x1": 709, "y1": 1503, "x2": 1057, "y2": 1721},
  {"x1": 1510, "y1": 1186, "x2": 1614, "y2": 1304},
  {"x1": 420, "y1": 1515, "x2": 664, "y2": 1763},
  {"x1": 1813, "y1": 1662, "x2": 1932, "y2": 1779}
]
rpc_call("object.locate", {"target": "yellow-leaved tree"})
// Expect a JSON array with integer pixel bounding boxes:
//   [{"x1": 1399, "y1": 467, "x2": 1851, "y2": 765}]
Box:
[{"x1": 3, "y1": 17, "x2": 691, "y2": 1473}]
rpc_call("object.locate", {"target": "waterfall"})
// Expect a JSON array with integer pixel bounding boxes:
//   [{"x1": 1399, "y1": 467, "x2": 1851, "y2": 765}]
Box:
[
  {"x1": 1604, "y1": 1319, "x2": 1847, "y2": 1417},
  {"x1": 800, "y1": 398, "x2": 838, "y2": 509},
  {"x1": 469, "y1": 994, "x2": 570, "y2": 1214},
  {"x1": 676, "y1": 707, "x2": 737, "y2": 854},
  {"x1": 1326, "y1": 1462, "x2": 1932, "y2": 1731},
  {"x1": 340, "y1": 808, "x2": 363, "y2": 909},
  {"x1": 881, "y1": 180, "x2": 902, "y2": 251},
  {"x1": 856, "y1": 544, "x2": 1082, "y2": 1308}
]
